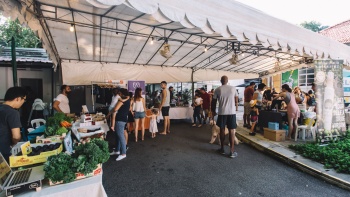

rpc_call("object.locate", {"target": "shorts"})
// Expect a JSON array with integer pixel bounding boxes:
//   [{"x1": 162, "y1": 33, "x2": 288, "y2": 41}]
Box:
[
  {"x1": 251, "y1": 115, "x2": 258, "y2": 123},
  {"x1": 216, "y1": 114, "x2": 237, "y2": 129},
  {"x1": 244, "y1": 102, "x2": 251, "y2": 115},
  {"x1": 134, "y1": 111, "x2": 145, "y2": 119},
  {"x1": 161, "y1": 106, "x2": 170, "y2": 117}
]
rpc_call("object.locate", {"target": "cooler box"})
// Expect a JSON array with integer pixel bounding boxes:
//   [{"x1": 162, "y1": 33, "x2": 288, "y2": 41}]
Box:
[
  {"x1": 263, "y1": 128, "x2": 286, "y2": 142},
  {"x1": 268, "y1": 122, "x2": 279, "y2": 130}
]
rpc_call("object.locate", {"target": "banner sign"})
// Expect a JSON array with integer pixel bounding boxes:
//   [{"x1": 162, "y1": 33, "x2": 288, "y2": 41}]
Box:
[
  {"x1": 127, "y1": 80, "x2": 146, "y2": 94},
  {"x1": 314, "y1": 60, "x2": 346, "y2": 142},
  {"x1": 282, "y1": 70, "x2": 298, "y2": 88}
]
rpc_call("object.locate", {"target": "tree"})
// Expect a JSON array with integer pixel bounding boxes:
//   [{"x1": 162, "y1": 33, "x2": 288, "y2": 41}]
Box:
[
  {"x1": 300, "y1": 21, "x2": 328, "y2": 32},
  {"x1": 0, "y1": 15, "x2": 42, "y2": 48}
]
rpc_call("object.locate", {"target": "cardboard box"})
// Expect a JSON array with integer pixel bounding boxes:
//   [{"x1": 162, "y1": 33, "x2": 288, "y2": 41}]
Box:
[
  {"x1": 10, "y1": 143, "x2": 63, "y2": 167},
  {"x1": 268, "y1": 122, "x2": 279, "y2": 130},
  {"x1": 49, "y1": 164, "x2": 102, "y2": 186},
  {"x1": 263, "y1": 128, "x2": 286, "y2": 142},
  {"x1": 36, "y1": 135, "x2": 63, "y2": 144}
]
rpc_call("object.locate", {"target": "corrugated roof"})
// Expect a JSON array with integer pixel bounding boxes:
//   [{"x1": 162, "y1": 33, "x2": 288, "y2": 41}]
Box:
[
  {"x1": 320, "y1": 20, "x2": 350, "y2": 44},
  {"x1": 0, "y1": 47, "x2": 52, "y2": 63}
]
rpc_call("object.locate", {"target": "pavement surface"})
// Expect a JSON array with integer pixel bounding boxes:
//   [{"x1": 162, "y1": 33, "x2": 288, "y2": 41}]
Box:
[{"x1": 102, "y1": 119, "x2": 350, "y2": 196}]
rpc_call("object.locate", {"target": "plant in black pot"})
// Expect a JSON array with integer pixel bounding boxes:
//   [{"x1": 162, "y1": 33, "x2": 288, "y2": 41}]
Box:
[{"x1": 182, "y1": 89, "x2": 192, "y2": 107}]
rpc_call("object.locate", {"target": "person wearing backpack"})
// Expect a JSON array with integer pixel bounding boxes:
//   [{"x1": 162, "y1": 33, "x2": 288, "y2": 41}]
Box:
[{"x1": 307, "y1": 90, "x2": 316, "y2": 107}]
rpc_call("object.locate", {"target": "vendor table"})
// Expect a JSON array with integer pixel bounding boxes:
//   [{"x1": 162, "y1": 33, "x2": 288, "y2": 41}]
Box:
[
  {"x1": 0, "y1": 175, "x2": 107, "y2": 197},
  {"x1": 159, "y1": 107, "x2": 193, "y2": 120},
  {"x1": 258, "y1": 110, "x2": 287, "y2": 133}
]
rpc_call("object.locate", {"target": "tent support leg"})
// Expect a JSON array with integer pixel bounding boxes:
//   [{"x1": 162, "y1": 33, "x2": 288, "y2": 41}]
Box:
[{"x1": 191, "y1": 68, "x2": 194, "y2": 103}]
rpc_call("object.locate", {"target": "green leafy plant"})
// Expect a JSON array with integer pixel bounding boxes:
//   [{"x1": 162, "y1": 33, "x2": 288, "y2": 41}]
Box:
[
  {"x1": 289, "y1": 130, "x2": 350, "y2": 174},
  {"x1": 45, "y1": 112, "x2": 72, "y2": 137},
  {"x1": 44, "y1": 153, "x2": 76, "y2": 183}
]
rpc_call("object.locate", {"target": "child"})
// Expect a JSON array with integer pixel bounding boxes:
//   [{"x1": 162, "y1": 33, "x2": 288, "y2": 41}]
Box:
[
  {"x1": 147, "y1": 108, "x2": 159, "y2": 138},
  {"x1": 192, "y1": 94, "x2": 203, "y2": 128},
  {"x1": 249, "y1": 99, "x2": 259, "y2": 136}
]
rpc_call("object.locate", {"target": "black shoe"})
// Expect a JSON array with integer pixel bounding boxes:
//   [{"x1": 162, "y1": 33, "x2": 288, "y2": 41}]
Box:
[
  {"x1": 249, "y1": 132, "x2": 256, "y2": 136},
  {"x1": 243, "y1": 124, "x2": 248, "y2": 128},
  {"x1": 216, "y1": 148, "x2": 225, "y2": 155}
]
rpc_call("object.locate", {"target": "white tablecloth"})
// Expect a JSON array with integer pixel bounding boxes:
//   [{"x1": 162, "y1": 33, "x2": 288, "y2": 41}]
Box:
[
  {"x1": 159, "y1": 107, "x2": 193, "y2": 120},
  {"x1": 0, "y1": 175, "x2": 107, "y2": 197}
]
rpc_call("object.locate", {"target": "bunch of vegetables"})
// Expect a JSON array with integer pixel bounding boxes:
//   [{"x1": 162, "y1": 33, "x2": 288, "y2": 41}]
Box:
[
  {"x1": 44, "y1": 139, "x2": 110, "y2": 184},
  {"x1": 45, "y1": 113, "x2": 73, "y2": 137}
]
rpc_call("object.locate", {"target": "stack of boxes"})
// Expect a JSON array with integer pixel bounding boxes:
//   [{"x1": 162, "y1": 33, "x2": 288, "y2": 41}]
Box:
[{"x1": 263, "y1": 122, "x2": 286, "y2": 141}]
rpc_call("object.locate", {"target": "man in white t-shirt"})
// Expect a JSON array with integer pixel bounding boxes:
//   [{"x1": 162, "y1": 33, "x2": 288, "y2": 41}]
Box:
[
  {"x1": 53, "y1": 85, "x2": 71, "y2": 113},
  {"x1": 213, "y1": 76, "x2": 238, "y2": 158}
]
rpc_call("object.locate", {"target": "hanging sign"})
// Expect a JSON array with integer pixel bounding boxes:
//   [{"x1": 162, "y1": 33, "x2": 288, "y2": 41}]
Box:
[
  {"x1": 282, "y1": 70, "x2": 298, "y2": 88},
  {"x1": 314, "y1": 60, "x2": 346, "y2": 142},
  {"x1": 127, "y1": 80, "x2": 146, "y2": 94}
]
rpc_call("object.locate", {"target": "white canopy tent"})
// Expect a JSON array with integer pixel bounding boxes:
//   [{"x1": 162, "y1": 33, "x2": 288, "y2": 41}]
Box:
[{"x1": 1, "y1": 0, "x2": 350, "y2": 84}]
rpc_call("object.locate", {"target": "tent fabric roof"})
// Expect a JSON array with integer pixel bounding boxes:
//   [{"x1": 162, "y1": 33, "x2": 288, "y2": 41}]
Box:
[
  {"x1": 320, "y1": 20, "x2": 350, "y2": 44},
  {"x1": 1, "y1": 0, "x2": 350, "y2": 84}
]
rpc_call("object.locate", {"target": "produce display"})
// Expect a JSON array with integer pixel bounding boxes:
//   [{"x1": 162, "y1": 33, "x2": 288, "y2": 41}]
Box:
[
  {"x1": 16, "y1": 143, "x2": 61, "y2": 156},
  {"x1": 44, "y1": 138, "x2": 109, "y2": 184},
  {"x1": 45, "y1": 113, "x2": 73, "y2": 137}
]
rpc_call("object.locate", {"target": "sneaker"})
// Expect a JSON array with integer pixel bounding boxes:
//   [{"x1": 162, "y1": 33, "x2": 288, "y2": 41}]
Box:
[
  {"x1": 126, "y1": 145, "x2": 129, "y2": 150},
  {"x1": 116, "y1": 155, "x2": 126, "y2": 161},
  {"x1": 216, "y1": 148, "x2": 225, "y2": 155},
  {"x1": 249, "y1": 132, "x2": 256, "y2": 136},
  {"x1": 229, "y1": 151, "x2": 238, "y2": 158},
  {"x1": 109, "y1": 151, "x2": 119, "y2": 155}
]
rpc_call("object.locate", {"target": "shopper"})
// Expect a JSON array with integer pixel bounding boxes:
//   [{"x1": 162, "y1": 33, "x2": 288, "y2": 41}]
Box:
[
  {"x1": 213, "y1": 76, "x2": 239, "y2": 158},
  {"x1": 53, "y1": 85, "x2": 71, "y2": 113},
  {"x1": 133, "y1": 88, "x2": 147, "y2": 141},
  {"x1": 273, "y1": 84, "x2": 300, "y2": 140},
  {"x1": 0, "y1": 87, "x2": 27, "y2": 162},
  {"x1": 249, "y1": 100, "x2": 259, "y2": 136},
  {"x1": 159, "y1": 81, "x2": 171, "y2": 135},
  {"x1": 243, "y1": 82, "x2": 255, "y2": 129},
  {"x1": 110, "y1": 88, "x2": 130, "y2": 161},
  {"x1": 147, "y1": 108, "x2": 159, "y2": 138},
  {"x1": 199, "y1": 87, "x2": 210, "y2": 124},
  {"x1": 192, "y1": 94, "x2": 203, "y2": 128},
  {"x1": 253, "y1": 83, "x2": 266, "y2": 109}
]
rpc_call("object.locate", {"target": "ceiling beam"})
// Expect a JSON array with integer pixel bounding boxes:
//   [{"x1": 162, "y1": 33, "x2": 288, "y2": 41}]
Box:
[
  {"x1": 160, "y1": 35, "x2": 192, "y2": 66},
  {"x1": 133, "y1": 27, "x2": 155, "y2": 64},
  {"x1": 183, "y1": 40, "x2": 221, "y2": 68},
  {"x1": 176, "y1": 38, "x2": 208, "y2": 67},
  {"x1": 71, "y1": 11, "x2": 80, "y2": 60},
  {"x1": 196, "y1": 49, "x2": 233, "y2": 71},
  {"x1": 145, "y1": 31, "x2": 174, "y2": 65},
  {"x1": 102, "y1": 6, "x2": 116, "y2": 16},
  {"x1": 117, "y1": 22, "x2": 131, "y2": 63}
]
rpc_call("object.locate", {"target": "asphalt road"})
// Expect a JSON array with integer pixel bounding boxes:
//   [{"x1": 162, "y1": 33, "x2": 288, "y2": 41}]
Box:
[{"x1": 102, "y1": 122, "x2": 349, "y2": 197}]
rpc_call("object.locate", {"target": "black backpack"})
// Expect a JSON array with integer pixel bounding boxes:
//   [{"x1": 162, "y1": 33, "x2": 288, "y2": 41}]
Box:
[{"x1": 308, "y1": 95, "x2": 316, "y2": 106}]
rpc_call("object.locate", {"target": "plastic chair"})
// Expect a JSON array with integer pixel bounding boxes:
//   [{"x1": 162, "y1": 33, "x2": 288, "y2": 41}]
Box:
[
  {"x1": 28, "y1": 119, "x2": 46, "y2": 133},
  {"x1": 295, "y1": 116, "x2": 316, "y2": 141}
]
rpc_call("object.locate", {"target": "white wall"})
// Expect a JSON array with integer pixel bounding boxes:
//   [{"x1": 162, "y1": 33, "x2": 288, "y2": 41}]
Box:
[{"x1": 0, "y1": 67, "x2": 52, "y2": 103}]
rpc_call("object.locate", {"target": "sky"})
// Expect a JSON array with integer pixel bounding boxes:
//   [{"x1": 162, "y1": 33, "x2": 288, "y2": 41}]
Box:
[{"x1": 235, "y1": 0, "x2": 350, "y2": 27}]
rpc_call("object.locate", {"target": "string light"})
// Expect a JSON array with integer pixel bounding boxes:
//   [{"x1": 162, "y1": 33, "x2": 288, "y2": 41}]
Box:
[
  {"x1": 70, "y1": 24, "x2": 74, "y2": 32},
  {"x1": 150, "y1": 37, "x2": 154, "y2": 45},
  {"x1": 204, "y1": 45, "x2": 207, "y2": 52}
]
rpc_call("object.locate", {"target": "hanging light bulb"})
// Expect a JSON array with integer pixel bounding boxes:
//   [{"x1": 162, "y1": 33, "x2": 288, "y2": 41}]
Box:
[
  {"x1": 150, "y1": 37, "x2": 154, "y2": 45},
  {"x1": 204, "y1": 45, "x2": 207, "y2": 52},
  {"x1": 70, "y1": 24, "x2": 74, "y2": 32}
]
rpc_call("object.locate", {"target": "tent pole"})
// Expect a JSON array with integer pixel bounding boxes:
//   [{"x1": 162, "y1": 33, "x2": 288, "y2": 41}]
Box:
[
  {"x1": 11, "y1": 37, "x2": 18, "y2": 86},
  {"x1": 191, "y1": 68, "x2": 194, "y2": 104},
  {"x1": 92, "y1": 82, "x2": 95, "y2": 112}
]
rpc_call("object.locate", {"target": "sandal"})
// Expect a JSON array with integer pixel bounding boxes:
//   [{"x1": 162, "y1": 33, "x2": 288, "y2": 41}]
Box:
[
  {"x1": 197, "y1": 124, "x2": 202, "y2": 128},
  {"x1": 192, "y1": 124, "x2": 197, "y2": 127}
]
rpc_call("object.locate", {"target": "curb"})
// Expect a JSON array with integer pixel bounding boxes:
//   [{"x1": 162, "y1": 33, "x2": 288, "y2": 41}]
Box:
[{"x1": 235, "y1": 127, "x2": 350, "y2": 191}]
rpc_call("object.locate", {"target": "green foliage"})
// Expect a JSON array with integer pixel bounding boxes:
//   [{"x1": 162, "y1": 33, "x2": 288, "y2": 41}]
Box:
[
  {"x1": 44, "y1": 153, "x2": 76, "y2": 183},
  {"x1": 0, "y1": 16, "x2": 42, "y2": 48},
  {"x1": 56, "y1": 127, "x2": 68, "y2": 135},
  {"x1": 300, "y1": 21, "x2": 329, "y2": 32},
  {"x1": 45, "y1": 112, "x2": 72, "y2": 137},
  {"x1": 90, "y1": 138, "x2": 110, "y2": 163},
  {"x1": 289, "y1": 131, "x2": 350, "y2": 174}
]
